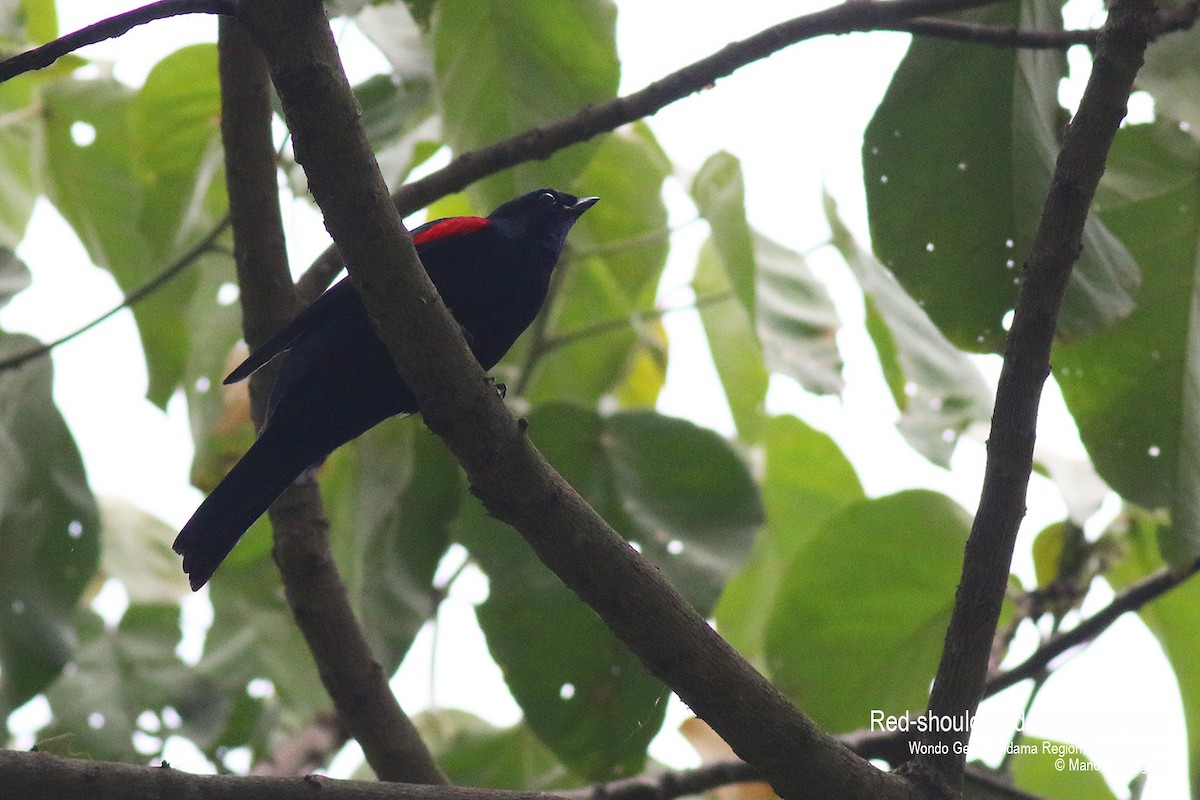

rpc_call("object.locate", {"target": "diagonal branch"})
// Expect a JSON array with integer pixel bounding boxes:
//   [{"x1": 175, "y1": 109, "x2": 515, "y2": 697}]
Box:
[
  {"x1": 907, "y1": 0, "x2": 1157, "y2": 795},
  {"x1": 0, "y1": 0, "x2": 234, "y2": 83},
  {"x1": 296, "y1": 0, "x2": 1014, "y2": 298},
  {"x1": 986, "y1": 562, "x2": 1200, "y2": 697},
  {"x1": 233, "y1": 0, "x2": 936, "y2": 797},
  {"x1": 216, "y1": 15, "x2": 445, "y2": 785}
]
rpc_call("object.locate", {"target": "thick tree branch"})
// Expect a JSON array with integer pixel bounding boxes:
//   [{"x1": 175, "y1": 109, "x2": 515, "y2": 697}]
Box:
[
  {"x1": 217, "y1": 16, "x2": 445, "y2": 785},
  {"x1": 234, "y1": 1, "x2": 918, "y2": 798},
  {"x1": 908, "y1": 0, "x2": 1156, "y2": 795},
  {"x1": 0, "y1": 749, "x2": 546, "y2": 800},
  {"x1": 0, "y1": 0, "x2": 234, "y2": 82}
]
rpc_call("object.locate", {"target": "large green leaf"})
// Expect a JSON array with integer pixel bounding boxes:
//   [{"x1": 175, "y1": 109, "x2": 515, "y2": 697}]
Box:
[
  {"x1": 0, "y1": 75, "x2": 40, "y2": 248},
  {"x1": 520, "y1": 124, "x2": 670, "y2": 406},
  {"x1": 1107, "y1": 508, "x2": 1200, "y2": 794},
  {"x1": 323, "y1": 416, "x2": 460, "y2": 674},
  {"x1": 0, "y1": 332, "x2": 99, "y2": 716},
  {"x1": 1009, "y1": 736, "x2": 1118, "y2": 800},
  {"x1": 432, "y1": 0, "x2": 619, "y2": 210},
  {"x1": 418, "y1": 709, "x2": 584, "y2": 790},
  {"x1": 863, "y1": 0, "x2": 1138, "y2": 352},
  {"x1": 98, "y1": 497, "x2": 191, "y2": 605},
  {"x1": 40, "y1": 605, "x2": 221, "y2": 764},
  {"x1": 197, "y1": 529, "x2": 326, "y2": 763},
  {"x1": 756, "y1": 231, "x2": 843, "y2": 395},
  {"x1": 1136, "y1": 18, "x2": 1200, "y2": 133},
  {"x1": 42, "y1": 45, "x2": 226, "y2": 407},
  {"x1": 693, "y1": 151, "x2": 756, "y2": 315},
  {"x1": 688, "y1": 152, "x2": 842, "y2": 400},
  {"x1": 692, "y1": 239, "x2": 768, "y2": 442},
  {"x1": 715, "y1": 415, "x2": 863, "y2": 667},
  {"x1": 764, "y1": 490, "x2": 969, "y2": 733},
  {"x1": 825, "y1": 193, "x2": 992, "y2": 466},
  {"x1": 1056, "y1": 121, "x2": 1200, "y2": 565},
  {"x1": 456, "y1": 404, "x2": 762, "y2": 778}
]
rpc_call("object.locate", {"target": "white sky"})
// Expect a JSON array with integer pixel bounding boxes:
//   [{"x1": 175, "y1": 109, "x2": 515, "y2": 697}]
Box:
[{"x1": 0, "y1": 1, "x2": 1187, "y2": 797}]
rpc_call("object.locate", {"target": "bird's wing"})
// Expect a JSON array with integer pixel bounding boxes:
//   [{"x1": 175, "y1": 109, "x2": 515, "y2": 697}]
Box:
[
  {"x1": 224, "y1": 277, "x2": 358, "y2": 385},
  {"x1": 222, "y1": 215, "x2": 492, "y2": 385}
]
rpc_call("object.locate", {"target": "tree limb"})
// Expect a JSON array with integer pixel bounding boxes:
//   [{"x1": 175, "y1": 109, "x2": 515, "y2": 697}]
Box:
[
  {"x1": 234, "y1": 0, "x2": 923, "y2": 797},
  {"x1": 0, "y1": 0, "x2": 234, "y2": 82},
  {"x1": 216, "y1": 15, "x2": 445, "y2": 785},
  {"x1": 908, "y1": 0, "x2": 1156, "y2": 794},
  {"x1": 897, "y1": 1, "x2": 1198, "y2": 49},
  {"x1": 0, "y1": 749, "x2": 545, "y2": 800}
]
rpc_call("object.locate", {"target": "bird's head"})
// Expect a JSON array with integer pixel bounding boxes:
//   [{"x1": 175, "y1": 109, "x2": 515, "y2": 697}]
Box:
[{"x1": 488, "y1": 189, "x2": 599, "y2": 252}]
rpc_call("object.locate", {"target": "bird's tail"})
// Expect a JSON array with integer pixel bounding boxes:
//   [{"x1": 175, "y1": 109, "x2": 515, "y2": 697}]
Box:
[{"x1": 173, "y1": 423, "x2": 311, "y2": 591}]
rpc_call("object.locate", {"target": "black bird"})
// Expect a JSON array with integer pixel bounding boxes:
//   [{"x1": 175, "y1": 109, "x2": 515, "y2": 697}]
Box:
[{"x1": 173, "y1": 189, "x2": 598, "y2": 589}]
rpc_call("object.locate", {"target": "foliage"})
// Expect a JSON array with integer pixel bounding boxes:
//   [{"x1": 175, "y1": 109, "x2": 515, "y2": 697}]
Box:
[{"x1": 0, "y1": 0, "x2": 1198, "y2": 798}]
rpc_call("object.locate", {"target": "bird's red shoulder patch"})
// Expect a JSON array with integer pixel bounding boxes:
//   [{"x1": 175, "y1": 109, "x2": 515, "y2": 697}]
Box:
[{"x1": 412, "y1": 216, "x2": 491, "y2": 246}]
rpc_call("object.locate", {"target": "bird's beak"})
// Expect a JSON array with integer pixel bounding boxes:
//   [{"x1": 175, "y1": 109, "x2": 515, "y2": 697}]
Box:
[{"x1": 570, "y1": 196, "x2": 600, "y2": 216}]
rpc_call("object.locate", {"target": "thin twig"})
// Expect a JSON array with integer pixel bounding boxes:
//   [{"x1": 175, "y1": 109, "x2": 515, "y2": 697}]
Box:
[
  {"x1": 986, "y1": 563, "x2": 1200, "y2": 697},
  {"x1": 0, "y1": 0, "x2": 235, "y2": 83},
  {"x1": 0, "y1": 215, "x2": 230, "y2": 372}
]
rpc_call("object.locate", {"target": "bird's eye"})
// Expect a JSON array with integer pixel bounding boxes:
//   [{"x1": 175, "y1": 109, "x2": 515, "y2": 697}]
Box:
[{"x1": 538, "y1": 191, "x2": 557, "y2": 206}]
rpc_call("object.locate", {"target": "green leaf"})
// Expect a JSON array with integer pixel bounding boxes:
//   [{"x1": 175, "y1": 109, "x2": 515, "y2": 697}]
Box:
[
  {"x1": 1107, "y1": 509, "x2": 1200, "y2": 794},
  {"x1": 197, "y1": 535, "x2": 326, "y2": 760},
  {"x1": 825, "y1": 192, "x2": 992, "y2": 465},
  {"x1": 693, "y1": 239, "x2": 768, "y2": 442},
  {"x1": 756, "y1": 231, "x2": 843, "y2": 395},
  {"x1": 863, "y1": 0, "x2": 1138, "y2": 352},
  {"x1": 764, "y1": 490, "x2": 970, "y2": 733},
  {"x1": 693, "y1": 151, "x2": 756, "y2": 315},
  {"x1": 521, "y1": 124, "x2": 670, "y2": 406},
  {"x1": 456, "y1": 404, "x2": 762, "y2": 778},
  {"x1": 40, "y1": 605, "x2": 219, "y2": 763},
  {"x1": 18, "y1": 0, "x2": 57, "y2": 44},
  {"x1": 0, "y1": 332, "x2": 99, "y2": 716},
  {"x1": 98, "y1": 497, "x2": 191, "y2": 605},
  {"x1": 1136, "y1": 23, "x2": 1200, "y2": 132},
  {"x1": 354, "y1": 72, "x2": 438, "y2": 188},
  {"x1": 715, "y1": 415, "x2": 863, "y2": 667},
  {"x1": 43, "y1": 46, "x2": 226, "y2": 407},
  {"x1": 418, "y1": 709, "x2": 584, "y2": 790},
  {"x1": 1010, "y1": 737, "x2": 1118, "y2": 800},
  {"x1": 323, "y1": 417, "x2": 460, "y2": 674},
  {"x1": 1056, "y1": 121, "x2": 1200, "y2": 566},
  {"x1": 0, "y1": 76, "x2": 41, "y2": 247},
  {"x1": 432, "y1": 0, "x2": 619, "y2": 210},
  {"x1": 0, "y1": 247, "x2": 31, "y2": 307}
]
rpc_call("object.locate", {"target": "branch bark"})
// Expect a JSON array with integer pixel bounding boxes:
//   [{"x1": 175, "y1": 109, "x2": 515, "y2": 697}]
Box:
[
  {"x1": 907, "y1": 0, "x2": 1157, "y2": 794},
  {"x1": 234, "y1": 1, "x2": 919, "y2": 798},
  {"x1": 217, "y1": 15, "x2": 445, "y2": 785},
  {"x1": 0, "y1": 750, "x2": 542, "y2": 800}
]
